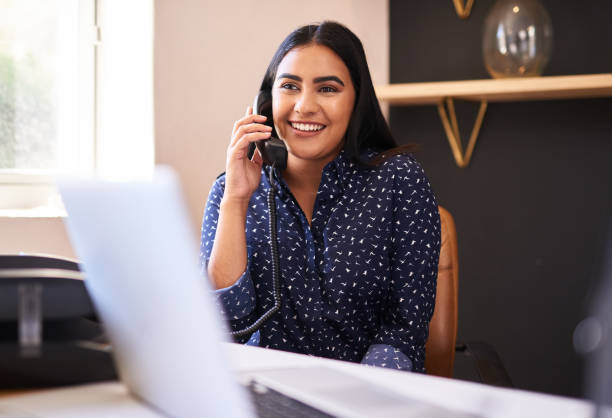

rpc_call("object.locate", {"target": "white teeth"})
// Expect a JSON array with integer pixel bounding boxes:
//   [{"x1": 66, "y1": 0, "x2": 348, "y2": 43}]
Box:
[{"x1": 291, "y1": 122, "x2": 325, "y2": 132}]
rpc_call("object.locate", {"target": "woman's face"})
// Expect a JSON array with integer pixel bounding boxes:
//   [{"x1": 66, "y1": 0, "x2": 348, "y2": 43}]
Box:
[{"x1": 272, "y1": 43, "x2": 356, "y2": 166}]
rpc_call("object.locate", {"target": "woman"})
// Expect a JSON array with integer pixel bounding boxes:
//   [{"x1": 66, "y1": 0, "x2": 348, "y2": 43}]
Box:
[{"x1": 200, "y1": 21, "x2": 440, "y2": 373}]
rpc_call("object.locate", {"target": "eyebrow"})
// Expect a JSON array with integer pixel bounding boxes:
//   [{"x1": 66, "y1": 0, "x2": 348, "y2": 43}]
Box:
[{"x1": 277, "y1": 73, "x2": 345, "y2": 87}]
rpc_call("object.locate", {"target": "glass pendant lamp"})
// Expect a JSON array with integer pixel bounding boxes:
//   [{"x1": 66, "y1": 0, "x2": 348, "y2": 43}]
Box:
[{"x1": 482, "y1": 0, "x2": 553, "y2": 78}]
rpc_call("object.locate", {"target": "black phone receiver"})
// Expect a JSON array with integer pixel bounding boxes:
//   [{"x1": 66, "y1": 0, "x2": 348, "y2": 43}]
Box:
[{"x1": 252, "y1": 90, "x2": 287, "y2": 170}]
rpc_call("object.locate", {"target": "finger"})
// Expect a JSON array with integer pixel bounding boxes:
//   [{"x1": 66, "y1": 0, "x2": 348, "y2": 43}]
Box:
[
  {"x1": 236, "y1": 122, "x2": 272, "y2": 137},
  {"x1": 245, "y1": 105, "x2": 252, "y2": 117},
  {"x1": 251, "y1": 147, "x2": 263, "y2": 166},
  {"x1": 230, "y1": 122, "x2": 272, "y2": 147},
  {"x1": 230, "y1": 131, "x2": 272, "y2": 157},
  {"x1": 232, "y1": 113, "x2": 267, "y2": 136}
]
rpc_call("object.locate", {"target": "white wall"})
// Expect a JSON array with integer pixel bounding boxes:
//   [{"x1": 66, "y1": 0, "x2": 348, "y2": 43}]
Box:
[
  {"x1": 154, "y1": 0, "x2": 389, "y2": 230},
  {"x1": 0, "y1": 217, "x2": 75, "y2": 258},
  {"x1": 1, "y1": 0, "x2": 389, "y2": 257}
]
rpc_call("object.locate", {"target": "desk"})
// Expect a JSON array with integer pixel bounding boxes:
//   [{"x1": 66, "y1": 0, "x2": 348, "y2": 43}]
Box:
[{"x1": 0, "y1": 343, "x2": 595, "y2": 418}]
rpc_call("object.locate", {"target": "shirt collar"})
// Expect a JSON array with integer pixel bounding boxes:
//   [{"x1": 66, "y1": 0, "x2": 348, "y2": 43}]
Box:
[
  {"x1": 269, "y1": 148, "x2": 357, "y2": 198},
  {"x1": 330, "y1": 148, "x2": 351, "y2": 187}
]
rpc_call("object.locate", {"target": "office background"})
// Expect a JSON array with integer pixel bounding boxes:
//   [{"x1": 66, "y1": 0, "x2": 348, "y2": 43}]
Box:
[
  {"x1": 389, "y1": 0, "x2": 612, "y2": 397},
  {"x1": 1, "y1": 0, "x2": 610, "y2": 399},
  {"x1": 0, "y1": 0, "x2": 389, "y2": 256}
]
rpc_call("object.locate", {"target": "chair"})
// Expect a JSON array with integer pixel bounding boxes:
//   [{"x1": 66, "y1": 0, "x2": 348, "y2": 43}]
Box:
[
  {"x1": 425, "y1": 207, "x2": 513, "y2": 387},
  {"x1": 425, "y1": 206, "x2": 459, "y2": 378}
]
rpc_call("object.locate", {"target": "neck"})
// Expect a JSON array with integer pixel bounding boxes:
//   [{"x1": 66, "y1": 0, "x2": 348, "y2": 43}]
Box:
[{"x1": 283, "y1": 152, "x2": 339, "y2": 193}]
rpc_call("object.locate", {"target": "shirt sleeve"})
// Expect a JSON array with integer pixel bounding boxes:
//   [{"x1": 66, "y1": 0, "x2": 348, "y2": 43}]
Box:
[
  {"x1": 363, "y1": 156, "x2": 441, "y2": 373},
  {"x1": 361, "y1": 344, "x2": 413, "y2": 371},
  {"x1": 200, "y1": 176, "x2": 259, "y2": 337}
]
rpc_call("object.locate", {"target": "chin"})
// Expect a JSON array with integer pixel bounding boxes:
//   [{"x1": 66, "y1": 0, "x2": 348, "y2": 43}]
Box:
[
  {"x1": 287, "y1": 148, "x2": 321, "y2": 161},
  {"x1": 280, "y1": 131, "x2": 344, "y2": 163},
  {"x1": 287, "y1": 145, "x2": 341, "y2": 164}
]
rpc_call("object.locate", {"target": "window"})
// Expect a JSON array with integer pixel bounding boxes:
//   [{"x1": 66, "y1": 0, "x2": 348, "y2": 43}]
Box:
[{"x1": 0, "y1": 0, "x2": 153, "y2": 215}]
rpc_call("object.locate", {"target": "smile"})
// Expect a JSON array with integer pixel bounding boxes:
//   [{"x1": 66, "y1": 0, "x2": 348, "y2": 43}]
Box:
[{"x1": 289, "y1": 121, "x2": 326, "y2": 132}]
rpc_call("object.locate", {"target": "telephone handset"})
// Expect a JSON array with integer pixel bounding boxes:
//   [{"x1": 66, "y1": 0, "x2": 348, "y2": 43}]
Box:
[{"x1": 252, "y1": 90, "x2": 287, "y2": 170}]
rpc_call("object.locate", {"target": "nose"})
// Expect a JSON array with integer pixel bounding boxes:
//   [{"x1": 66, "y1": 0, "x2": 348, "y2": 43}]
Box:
[{"x1": 294, "y1": 90, "x2": 318, "y2": 115}]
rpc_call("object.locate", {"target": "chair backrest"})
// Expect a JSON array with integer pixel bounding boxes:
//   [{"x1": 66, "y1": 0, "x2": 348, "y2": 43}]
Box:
[{"x1": 425, "y1": 206, "x2": 459, "y2": 378}]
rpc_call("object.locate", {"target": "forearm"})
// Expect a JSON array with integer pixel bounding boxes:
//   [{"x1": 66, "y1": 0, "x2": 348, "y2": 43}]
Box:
[{"x1": 207, "y1": 197, "x2": 250, "y2": 289}]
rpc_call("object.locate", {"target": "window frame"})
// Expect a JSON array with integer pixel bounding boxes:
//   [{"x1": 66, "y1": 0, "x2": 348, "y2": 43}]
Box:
[
  {"x1": 0, "y1": 0, "x2": 96, "y2": 214},
  {"x1": 0, "y1": 0, "x2": 154, "y2": 215}
]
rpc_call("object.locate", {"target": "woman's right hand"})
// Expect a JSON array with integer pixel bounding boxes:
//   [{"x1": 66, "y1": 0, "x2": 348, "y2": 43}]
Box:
[{"x1": 223, "y1": 106, "x2": 273, "y2": 203}]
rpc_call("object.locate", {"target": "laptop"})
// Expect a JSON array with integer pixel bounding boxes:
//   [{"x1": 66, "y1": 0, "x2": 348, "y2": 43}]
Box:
[
  {"x1": 53, "y1": 167, "x2": 476, "y2": 418},
  {"x1": 58, "y1": 167, "x2": 254, "y2": 417}
]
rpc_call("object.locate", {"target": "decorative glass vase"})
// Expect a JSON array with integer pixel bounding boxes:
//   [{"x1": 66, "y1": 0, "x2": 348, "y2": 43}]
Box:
[{"x1": 482, "y1": 0, "x2": 553, "y2": 78}]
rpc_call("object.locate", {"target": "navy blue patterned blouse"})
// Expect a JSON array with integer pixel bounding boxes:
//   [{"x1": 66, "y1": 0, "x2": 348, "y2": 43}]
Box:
[{"x1": 200, "y1": 150, "x2": 440, "y2": 373}]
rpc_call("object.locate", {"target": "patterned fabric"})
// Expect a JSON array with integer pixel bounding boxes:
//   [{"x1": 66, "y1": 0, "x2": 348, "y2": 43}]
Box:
[{"x1": 200, "y1": 150, "x2": 440, "y2": 373}]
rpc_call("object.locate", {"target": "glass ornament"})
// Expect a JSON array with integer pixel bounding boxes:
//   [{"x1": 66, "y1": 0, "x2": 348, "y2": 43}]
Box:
[{"x1": 482, "y1": 0, "x2": 553, "y2": 78}]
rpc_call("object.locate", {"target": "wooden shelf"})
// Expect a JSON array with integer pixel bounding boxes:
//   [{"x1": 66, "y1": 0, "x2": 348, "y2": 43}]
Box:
[
  {"x1": 375, "y1": 73, "x2": 612, "y2": 105},
  {"x1": 375, "y1": 73, "x2": 612, "y2": 168}
]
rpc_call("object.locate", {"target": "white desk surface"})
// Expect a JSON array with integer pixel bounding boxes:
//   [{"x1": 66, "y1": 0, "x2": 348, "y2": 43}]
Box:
[{"x1": 0, "y1": 343, "x2": 594, "y2": 418}]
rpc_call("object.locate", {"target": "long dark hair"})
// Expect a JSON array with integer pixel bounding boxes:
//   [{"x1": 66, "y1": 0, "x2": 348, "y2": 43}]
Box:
[{"x1": 260, "y1": 21, "x2": 415, "y2": 167}]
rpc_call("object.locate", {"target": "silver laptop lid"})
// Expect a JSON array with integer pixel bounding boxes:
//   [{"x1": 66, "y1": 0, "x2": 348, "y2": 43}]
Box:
[{"x1": 58, "y1": 167, "x2": 253, "y2": 418}]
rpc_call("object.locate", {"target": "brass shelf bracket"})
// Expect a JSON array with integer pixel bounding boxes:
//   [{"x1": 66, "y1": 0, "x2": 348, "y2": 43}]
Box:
[
  {"x1": 437, "y1": 97, "x2": 488, "y2": 168},
  {"x1": 452, "y1": 0, "x2": 474, "y2": 19}
]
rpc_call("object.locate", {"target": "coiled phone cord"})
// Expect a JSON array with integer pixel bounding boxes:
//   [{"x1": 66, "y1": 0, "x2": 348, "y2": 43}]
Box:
[{"x1": 230, "y1": 164, "x2": 282, "y2": 338}]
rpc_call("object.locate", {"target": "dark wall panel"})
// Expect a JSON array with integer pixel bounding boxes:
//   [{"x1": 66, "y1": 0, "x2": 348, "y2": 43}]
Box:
[{"x1": 389, "y1": 0, "x2": 612, "y2": 397}]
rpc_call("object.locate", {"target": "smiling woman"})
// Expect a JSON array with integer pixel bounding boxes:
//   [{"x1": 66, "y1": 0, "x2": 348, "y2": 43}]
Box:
[
  {"x1": 272, "y1": 44, "x2": 356, "y2": 169},
  {"x1": 200, "y1": 21, "x2": 440, "y2": 374}
]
